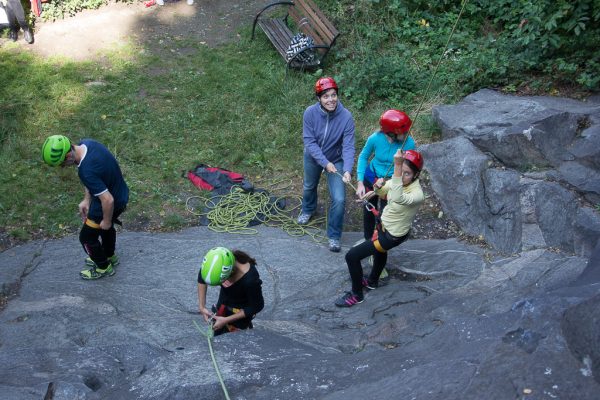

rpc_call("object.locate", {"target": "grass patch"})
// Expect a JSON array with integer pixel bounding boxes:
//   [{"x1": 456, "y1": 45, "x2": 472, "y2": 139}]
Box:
[{"x1": 1, "y1": 30, "x2": 433, "y2": 245}]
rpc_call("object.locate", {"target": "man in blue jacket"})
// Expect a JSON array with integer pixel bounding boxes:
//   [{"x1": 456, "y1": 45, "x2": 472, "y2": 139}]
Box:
[
  {"x1": 297, "y1": 77, "x2": 356, "y2": 252},
  {"x1": 42, "y1": 135, "x2": 129, "y2": 280}
]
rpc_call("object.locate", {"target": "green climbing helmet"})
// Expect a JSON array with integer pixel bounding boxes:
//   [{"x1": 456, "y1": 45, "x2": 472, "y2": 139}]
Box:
[
  {"x1": 42, "y1": 135, "x2": 72, "y2": 166},
  {"x1": 201, "y1": 247, "x2": 235, "y2": 286}
]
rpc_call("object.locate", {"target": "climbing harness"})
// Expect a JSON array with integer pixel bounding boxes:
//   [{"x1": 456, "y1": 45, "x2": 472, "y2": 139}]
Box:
[{"x1": 336, "y1": 171, "x2": 381, "y2": 231}]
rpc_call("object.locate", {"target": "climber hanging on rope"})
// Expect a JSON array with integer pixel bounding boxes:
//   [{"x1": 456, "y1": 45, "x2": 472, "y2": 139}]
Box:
[
  {"x1": 353, "y1": 109, "x2": 416, "y2": 278},
  {"x1": 336, "y1": 149, "x2": 425, "y2": 307},
  {"x1": 356, "y1": 109, "x2": 416, "y2": 241}
]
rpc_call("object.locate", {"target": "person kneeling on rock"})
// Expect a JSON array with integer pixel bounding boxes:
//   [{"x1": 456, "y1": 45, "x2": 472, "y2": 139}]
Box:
[
  {"x1": 198, "y1": 247, "x2": 264, "y2": 336},
  {"x1": 335, "y1": 150, "x2": 425, "y2": 307}
]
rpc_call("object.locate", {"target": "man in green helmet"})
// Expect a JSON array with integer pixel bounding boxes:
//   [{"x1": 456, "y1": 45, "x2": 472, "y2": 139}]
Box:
[{"x1": 42, "y1": 135, "x2": 129, "y2": 280}]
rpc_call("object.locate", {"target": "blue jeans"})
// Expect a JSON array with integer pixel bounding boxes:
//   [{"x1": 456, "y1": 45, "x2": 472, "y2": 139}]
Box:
[{"x1": 301, "y1": 152, "x2": 345, "y2": 240}]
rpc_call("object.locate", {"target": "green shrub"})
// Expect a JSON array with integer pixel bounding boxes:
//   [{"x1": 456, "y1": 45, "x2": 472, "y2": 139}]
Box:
[
  {"x1": 319, "y1": 0, "x2": 599, "y2": 109},
  {"x1": 40, "y1": 0, "x2": 134, "y2": 21}
]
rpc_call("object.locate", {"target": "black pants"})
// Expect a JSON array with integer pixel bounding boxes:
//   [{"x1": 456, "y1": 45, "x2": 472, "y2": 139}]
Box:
[
  {"x1": 6, "y1": 0, "x2": 29, "y2": 32},
  {"x1": 345, "y1": 226, "x2": 408, "y2": 294},
  {"x1": 79, "y1": 206, "x2": 125, "y2": 269},
  {"x1": 362, "y1": 178, "x2": 388, "y2": 241}
]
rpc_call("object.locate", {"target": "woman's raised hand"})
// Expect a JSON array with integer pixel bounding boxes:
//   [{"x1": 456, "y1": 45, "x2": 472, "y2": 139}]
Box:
[{"x1": 393, "y1": 149, "x2": 405, "y2": 164}]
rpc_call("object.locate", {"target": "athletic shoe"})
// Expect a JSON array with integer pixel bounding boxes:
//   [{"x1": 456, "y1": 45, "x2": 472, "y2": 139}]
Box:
[
  {"x1": 80, "y1": 263, "x2": 115, "y2": 280},
  {"x1": 328, "y1": 239, "x2": 341, "y2": 253},
  {"x1": 23, "y1": 28, "x2": 33, "y2": 44},
  {"x1": 335, "y1": 291, "x2": 364, "y2": 307},
  {"x1": 85, "y1": 254, "x2": 119, "y2": 268},
  {"x1": 362, "y1": 276, "x2": 378, "y2": 290},
  {"x1": 297, "y1": 213, "x2": 312, "y2": 225}
]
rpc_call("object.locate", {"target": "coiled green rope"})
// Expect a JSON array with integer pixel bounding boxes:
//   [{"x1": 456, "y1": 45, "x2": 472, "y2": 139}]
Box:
[{"x1": 185, "y1": 178, "x2": 328, "y2": 243}]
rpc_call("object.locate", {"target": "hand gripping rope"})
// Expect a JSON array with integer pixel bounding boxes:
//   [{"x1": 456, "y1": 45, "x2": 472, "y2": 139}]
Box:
[{"x1": 334, "y1": 171, "x2": 381, "y2": 223}]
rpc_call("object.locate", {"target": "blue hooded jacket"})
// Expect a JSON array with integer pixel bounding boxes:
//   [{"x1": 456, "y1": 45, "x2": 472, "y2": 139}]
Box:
[{"x1": 302, "y1": 100, "x2": 355, "y2": 174}]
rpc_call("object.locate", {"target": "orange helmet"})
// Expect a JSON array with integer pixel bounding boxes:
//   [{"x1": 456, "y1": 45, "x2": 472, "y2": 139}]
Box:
[
  {"x1": 314, "y1": 77, "x2": 338, "y2": 96},
  {"x1": 403, "y1": 150, "x2": 423, "y2": 171},
  {"x1": 379, "y1": 109, "x2": 412, "y2": 134}
]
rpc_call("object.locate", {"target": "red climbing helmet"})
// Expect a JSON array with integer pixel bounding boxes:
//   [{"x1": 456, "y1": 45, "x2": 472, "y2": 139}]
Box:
[
  {"x1": 403, "y1": 150, "x2": 423, "y2": 171},
  {"x1": 314, "y1": 77, "x2": 338, "y2": 96},
  {"x1": 379, "y1": 109, "x2": 412, "y2": 135}
]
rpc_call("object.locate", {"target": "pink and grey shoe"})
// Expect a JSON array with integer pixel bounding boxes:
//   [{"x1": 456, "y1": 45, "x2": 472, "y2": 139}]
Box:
[
  {"x1": 361, "y1": 276, "x2": 377, "y2": 290},
  {"x1": 335, "y1": 291, "x2": 364, "y2": 307}
]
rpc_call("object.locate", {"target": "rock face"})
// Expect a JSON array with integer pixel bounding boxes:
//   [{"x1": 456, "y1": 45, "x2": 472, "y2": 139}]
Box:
[
  {"x1": 1, "y1": 227, "x2": 599, "y2": 399},
  {"x1": 1, "y1": 91, "x2": 599, "y2": 399},
  {"x1": 423, "y1": 89, "x2": 600, "y2": 256},
  {"x1": 562, "y1": 241, "x2": 600, "y2": 385}
]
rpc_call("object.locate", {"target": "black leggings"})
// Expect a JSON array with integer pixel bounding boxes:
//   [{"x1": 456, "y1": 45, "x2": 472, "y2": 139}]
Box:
[
  {"x1": 79, "y1": 224, "x2": 117, "y2": 269},
  {"x1": 345, "y1": 226, "x2": 408, "y2": 294},
  {"x1": 78, "y1": 206, "x2": 125, "y2": 269}
]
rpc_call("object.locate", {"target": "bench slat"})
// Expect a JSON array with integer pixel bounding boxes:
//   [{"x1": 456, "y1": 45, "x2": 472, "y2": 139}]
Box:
[
  {"x1": 253, "y1": 0, "x2": 338, "y2": 69},
  {"x1": 289, "y1": 8, "x2": 327, "y2": 49},
  {"x1": 267, "y1": 19, "x2": 293, "y2": 48},
  {"x1": 295, "y1": 0, "x2": 338, "y2": 41},
  {"x1": 258, "y1": 19, "x2": 293, "y2": 58}
]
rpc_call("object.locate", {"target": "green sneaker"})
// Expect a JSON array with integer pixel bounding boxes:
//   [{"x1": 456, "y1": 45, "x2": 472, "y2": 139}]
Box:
[
  {"x1": 80, "y1": 263, "x2": 115, "y2": 280},
  {"x1": 85, "y1": 254, "x2": 119, "y2": 268}
]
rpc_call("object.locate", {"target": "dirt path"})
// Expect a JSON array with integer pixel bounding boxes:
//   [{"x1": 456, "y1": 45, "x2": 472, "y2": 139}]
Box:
[{"x1": 8, "y1": 0, "x2": 265, "y2": 60}]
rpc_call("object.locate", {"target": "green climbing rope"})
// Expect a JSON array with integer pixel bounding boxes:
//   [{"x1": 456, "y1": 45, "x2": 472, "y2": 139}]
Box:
[
  {"x1": 186, "y1": 178, "x2": 328, "y2": 243},
  {"x1": 381, "y1": 0, "x2": 470, "y2": 179},
  {"x1": 193, "y1": 319, "x2": 231, "y2": 400}
]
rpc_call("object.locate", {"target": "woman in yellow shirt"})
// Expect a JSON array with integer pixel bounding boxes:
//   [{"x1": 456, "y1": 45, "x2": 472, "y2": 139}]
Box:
[{"x1": 335, "y1": 149, "x2": 425, "y2": 307}]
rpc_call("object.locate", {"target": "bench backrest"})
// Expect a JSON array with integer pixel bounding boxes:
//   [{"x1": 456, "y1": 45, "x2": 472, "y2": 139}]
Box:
[{"x1": 288, "y1": 0, "x2": 339, "y2": 51}]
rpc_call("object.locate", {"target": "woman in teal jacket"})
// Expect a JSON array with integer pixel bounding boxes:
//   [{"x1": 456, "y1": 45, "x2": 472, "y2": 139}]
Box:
[{"x1": 355, "y1": 109, "x2": 416, "y2": 241}]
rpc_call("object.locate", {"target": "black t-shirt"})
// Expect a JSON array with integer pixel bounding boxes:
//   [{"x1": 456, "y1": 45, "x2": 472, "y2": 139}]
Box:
[
  {"x1": 77, "y1": 139, "x2": 129, "y2": 221},
  {"x1": 198, "y1": 263, "x2": 264, "y2": 322}
]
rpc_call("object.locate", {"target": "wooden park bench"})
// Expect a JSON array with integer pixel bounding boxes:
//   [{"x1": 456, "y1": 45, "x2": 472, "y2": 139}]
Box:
[{"x1": 251, "y1": 0, "x2": 339, "y2": 70}]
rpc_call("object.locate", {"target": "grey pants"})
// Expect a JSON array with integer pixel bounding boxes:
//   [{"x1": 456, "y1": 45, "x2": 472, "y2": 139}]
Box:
[{"x1": 6, "y1": 0, "x2": 29, "y2": 31}]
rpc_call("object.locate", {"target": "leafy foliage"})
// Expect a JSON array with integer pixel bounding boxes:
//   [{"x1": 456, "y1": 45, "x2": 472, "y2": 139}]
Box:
[
  {"x1": 320, "y1": 0, "x2": 600, "y2": 108},
  {"x1": 39, "y1": 0, "x2": 133, "y2": 21}
]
